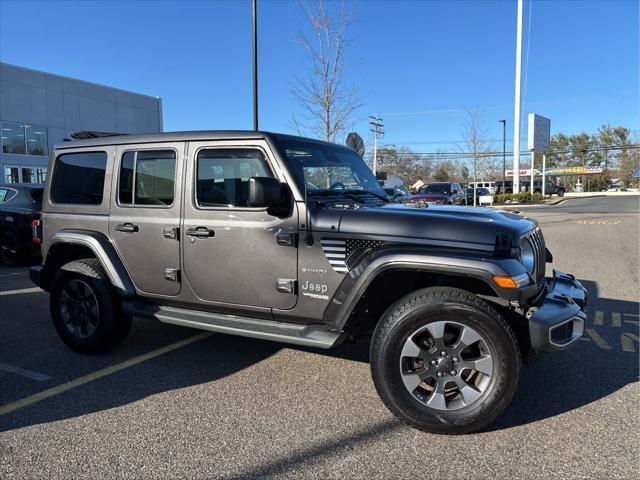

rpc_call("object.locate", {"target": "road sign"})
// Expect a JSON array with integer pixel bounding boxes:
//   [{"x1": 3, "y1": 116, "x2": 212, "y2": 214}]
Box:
[
  {"x1": 345, "y1": 132, "x2": 365, "y2": 157},
  {"x1": 527, "y1": 114, "x2": 550, "y2": 152}
]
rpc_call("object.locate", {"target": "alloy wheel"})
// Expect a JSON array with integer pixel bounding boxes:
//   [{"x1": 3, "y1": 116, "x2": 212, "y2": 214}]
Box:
[
  {"x1": 399, "y1": 321, "x2": 494, "y2": 411},
  {"x1": 59, "y1": 279, "x2": 100, "y2": 338}
]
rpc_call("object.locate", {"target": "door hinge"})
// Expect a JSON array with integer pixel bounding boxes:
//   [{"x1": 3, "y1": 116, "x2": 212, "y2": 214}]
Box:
[
  {"x1": 163, "y1": 227, "x2": 179, "y2": 240},
  {"x1": 164, "y1": 268, "x2": 180, "y2": 282},
  {"x1": 276, "y1": 279, "x2": 297, "y2": 294},
  {"x1": 276, "y1": 232, "x2": 298, "y2": 247}
]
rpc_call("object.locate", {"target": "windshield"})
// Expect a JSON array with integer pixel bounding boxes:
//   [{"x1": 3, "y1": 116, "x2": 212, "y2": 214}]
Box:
[
  {"x1": 276, "y1": 140, "x2": 386, "y2": 198},
  {"x1": 420, "y1": 183, "x2": 450, "y2": 195}
]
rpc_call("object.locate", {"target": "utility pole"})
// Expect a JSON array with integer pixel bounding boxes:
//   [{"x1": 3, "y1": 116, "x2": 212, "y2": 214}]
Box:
[
  {"x1": 499, "y1": 120, "x2": 506, "y2": 193},
  {"x1": 252, "y1": 0, "x2": 259, "y2": 131},
  {"x1": 369, "y1": 115, "x2": 384, "y2": 176},
  {"x1": 512, "y1": 0, "x2": 524, "y2": 193}
]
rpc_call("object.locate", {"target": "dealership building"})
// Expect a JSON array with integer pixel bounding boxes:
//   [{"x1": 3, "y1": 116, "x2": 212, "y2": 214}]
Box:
[{"x1": 0, "y1": 62, "x2": 163, "y2": 184}]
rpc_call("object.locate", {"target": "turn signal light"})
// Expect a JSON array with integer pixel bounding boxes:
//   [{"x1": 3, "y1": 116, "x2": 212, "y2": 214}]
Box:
[
  {"x1": 492, "y1": 273, "x2": 530, "y2": 289},
  {"x1": 492, "y1": 275, "x2": 517, "y2": 289}
]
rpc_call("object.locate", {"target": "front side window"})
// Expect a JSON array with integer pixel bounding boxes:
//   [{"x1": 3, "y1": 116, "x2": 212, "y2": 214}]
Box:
[
  {"x1": 118, "y1": 150, "x2": 176, "y2": 207},
  {"x1": 196, "y1": 149, "x2": 272, "y2": 208},
  {"x1": 50, "y1": 151, "x2": 107, "y2": 205}
]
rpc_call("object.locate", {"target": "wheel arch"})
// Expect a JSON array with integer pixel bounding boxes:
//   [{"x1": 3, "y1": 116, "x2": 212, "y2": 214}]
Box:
[
  {"x1": 324, "y1": 250, "x2": 527, "y2": 335},
  {"x1": 41, "y1": 230, "x2": 135, "y2": 297}
]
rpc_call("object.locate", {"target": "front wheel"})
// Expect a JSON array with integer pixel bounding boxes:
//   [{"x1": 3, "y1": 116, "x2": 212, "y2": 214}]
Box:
[{"x1": 370, "y1": 287, "x2": 521, "y2": 434}]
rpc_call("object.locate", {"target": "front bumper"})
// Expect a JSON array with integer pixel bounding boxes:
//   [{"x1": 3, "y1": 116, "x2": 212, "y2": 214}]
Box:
[{"x1": 528, "y1": 270, "x2": 587, "y2": 352}]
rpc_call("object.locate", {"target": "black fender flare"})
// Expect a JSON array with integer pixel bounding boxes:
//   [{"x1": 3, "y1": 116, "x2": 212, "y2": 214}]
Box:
[
  {"x1": 43, "y1": 230, "x2": 135, "y2": 297},
  {"x1": 323, "y1": 248, "x2": 535, "y2": 330}
]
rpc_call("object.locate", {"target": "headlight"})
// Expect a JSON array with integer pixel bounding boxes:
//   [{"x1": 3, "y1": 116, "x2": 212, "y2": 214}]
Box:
[{"x1": 520, "y1": 239, "x2": 536, "y2": 274}]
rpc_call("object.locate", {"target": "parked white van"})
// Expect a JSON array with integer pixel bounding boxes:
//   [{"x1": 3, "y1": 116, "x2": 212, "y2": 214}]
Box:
[{"x1": 470, "y1": 181, "x2": 495, "y2": 193}]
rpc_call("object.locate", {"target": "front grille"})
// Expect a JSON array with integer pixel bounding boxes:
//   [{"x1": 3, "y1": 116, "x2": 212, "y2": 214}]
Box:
[{"x1": 526, "y1": 227, "x2": 546, "y2": 285}]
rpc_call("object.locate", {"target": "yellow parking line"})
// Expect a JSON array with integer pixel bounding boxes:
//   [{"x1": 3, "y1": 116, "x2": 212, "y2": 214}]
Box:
[
  {"x1": 611, "y1": 313, "x2": 621, "y2": 328},
  {"x1": 0, "y1": 332, "x2": 213, "y2": 416},
  {"x1": 593, "y1": 311, "x2": 604, "y2": 326},
  {"x1": 621, "y1": 333, "x2": 639, "y2": 353},
  {"x1": 0, "y1": 287, "x2": 43, "y2": 297},
  {"x1": 584, "y1": 328, "x2": 612, "y2": 350}
]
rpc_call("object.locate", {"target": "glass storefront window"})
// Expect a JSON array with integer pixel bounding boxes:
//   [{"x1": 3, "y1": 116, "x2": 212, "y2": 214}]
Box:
[
  {"x1": 0, "y1": 122, "x2": 48, "y2": 156},
  {"x1": 21, "y1": 167, "x2": 33, "y2": 184},
  {"x1": 35, "y1": 168, "x2": 47, "y2": 183},
  {"x1": 2, "y1": 166, "x2": 47, "y2": 184},
  {"x1": 4, "y1": 166, "x2": 20, "y2": 183},
  {"x1": 1, "y1": 123, "x2": 26, "y2": 155},
  {"x1": 26, "y1": 125, "x2": 48, "y2": 156}
]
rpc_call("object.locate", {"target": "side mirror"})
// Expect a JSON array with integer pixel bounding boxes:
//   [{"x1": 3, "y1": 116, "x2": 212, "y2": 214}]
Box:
[{"x1": 248, "y1": 177, "x2": 282, "y2": 208}]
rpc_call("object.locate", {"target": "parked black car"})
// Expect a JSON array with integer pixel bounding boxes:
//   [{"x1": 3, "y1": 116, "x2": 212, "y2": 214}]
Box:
[
  {"x1": 408, "y1": 182, "x2": 465, "y2": 206},
  {"x1": 0, "y1": 184, "x2": 43, "y2": 266}
]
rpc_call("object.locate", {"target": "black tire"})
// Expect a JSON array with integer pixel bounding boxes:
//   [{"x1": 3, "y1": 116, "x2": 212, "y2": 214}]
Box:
[
  {"x1": 0, "y1": 230, "x2": 21, "y2": 266},
  {"x1": 556, "y1": 188, "x2": 565, "y2": 197},
  {"x1": 50, "y1": 258, "x2": 132, "y2": 354},
  {"x1": 370, "y1": 287, "x2": 521, "y2": 435}
]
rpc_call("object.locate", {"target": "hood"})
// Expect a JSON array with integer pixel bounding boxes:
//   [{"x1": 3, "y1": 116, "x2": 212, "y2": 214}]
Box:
[{"x1": 313, "y1": 203, "x2": 536, "y2": 248}]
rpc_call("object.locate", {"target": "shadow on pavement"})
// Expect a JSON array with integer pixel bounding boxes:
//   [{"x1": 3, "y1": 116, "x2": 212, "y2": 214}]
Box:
[
  {"x1": 0, "y1": 333, "x2": 282, "y2": 433},
  {"x1": 1, "y1": 277, "x2": 637, "y2": 436}
]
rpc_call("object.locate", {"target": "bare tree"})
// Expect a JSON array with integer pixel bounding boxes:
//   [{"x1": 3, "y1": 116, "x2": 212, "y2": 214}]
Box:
[
  {"x1": 291, "y1": 0, "x2": 362, "y2": 142},
  {"x1": 461, "y1": 107, "x2": 490, "y2": 205}
]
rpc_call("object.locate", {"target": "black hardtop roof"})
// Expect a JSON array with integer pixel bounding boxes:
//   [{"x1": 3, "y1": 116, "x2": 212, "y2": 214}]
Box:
[{"x1": 54, "y1": 130, "x2": 349, "y2": 151}]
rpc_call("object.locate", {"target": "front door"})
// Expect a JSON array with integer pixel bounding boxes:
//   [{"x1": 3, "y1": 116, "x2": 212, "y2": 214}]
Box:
[
  {"x1": 182, "y1": 140, "x2": 298, "y2": 310},
  {"x1": 109, "y1": 142, "x2": 183, "y2": 296}
]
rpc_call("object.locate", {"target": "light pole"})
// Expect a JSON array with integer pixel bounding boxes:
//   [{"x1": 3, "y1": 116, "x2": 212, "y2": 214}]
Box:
[
  {"x1": 512, "y1": 0, "x2": 524, "y2": 193},
  {"x1": 499, "y1": 120, "x2": 506, "y2": 193},
  {"x1": 252, "y1": 0, "x2": 258, "y2": 130},
  {"x1": 369, "y1": 116, "x2": 384, "y2": 176}
]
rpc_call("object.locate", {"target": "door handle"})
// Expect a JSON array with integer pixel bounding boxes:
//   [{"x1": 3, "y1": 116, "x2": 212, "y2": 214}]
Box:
[
  {"x1": 115, "y1": 223, "x2": 139, "y2": 233},
  {"x1": 186, "y1": 227, "x2": 215, "y2": 238}
]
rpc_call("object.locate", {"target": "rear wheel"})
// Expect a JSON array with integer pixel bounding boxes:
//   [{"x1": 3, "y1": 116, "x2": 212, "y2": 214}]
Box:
[
  {"x1": 0, "y1": 231, "x2": 20, "y2": 266},
  {"x1": 370, "y1": 287, "x2": 520, "y2": 434},
  {"x1": 50, "y1": 258, "x2": 132, "y2": 354},
  {"x1": 556, "y1": 188, "x2": 565, "y2": 197}
]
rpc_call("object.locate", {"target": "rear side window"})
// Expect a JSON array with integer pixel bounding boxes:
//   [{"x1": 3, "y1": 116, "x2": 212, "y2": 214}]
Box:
[
  {"x1": 118, "y1": 150, "x2": 176, "y2": 207},
  {"x1": 196, "y1": 149, "x2": 272, "y2": 208},
  {"x1": 50, "y1": 152, "x2": 107, "y2": 205}
]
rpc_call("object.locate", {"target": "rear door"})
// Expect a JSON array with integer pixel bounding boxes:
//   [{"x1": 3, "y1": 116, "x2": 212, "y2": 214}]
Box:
[
  {"x1": 181, "y1": 140, "x2": 298, "y2": 310},
  {"x1": 109, "y1": 142, "x2": 184, "y2": 296}
]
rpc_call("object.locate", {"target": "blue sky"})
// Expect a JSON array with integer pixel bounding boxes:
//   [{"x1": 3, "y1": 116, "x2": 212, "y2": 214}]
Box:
[{"x1": 1, "y1": 0, "x2": 638, "y2": 153}]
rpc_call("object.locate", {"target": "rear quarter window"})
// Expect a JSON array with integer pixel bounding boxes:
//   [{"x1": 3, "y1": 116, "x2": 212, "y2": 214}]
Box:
[{"x1": 50, "y1": 151, "x2": 107, "y2": 205}]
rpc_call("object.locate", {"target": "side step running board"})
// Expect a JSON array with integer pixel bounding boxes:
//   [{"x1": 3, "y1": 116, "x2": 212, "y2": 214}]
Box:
[{"x1": 122, "y1": 301, "x2": 343, "y2": 349}]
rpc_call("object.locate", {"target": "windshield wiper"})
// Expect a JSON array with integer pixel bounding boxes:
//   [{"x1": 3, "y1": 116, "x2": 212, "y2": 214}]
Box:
[
  {"x1": 309, "y1": 190, "x2": 365, "y2": 203},
  {"x1": 344, "y1": 189, "x2": 389, "y2": 202}
]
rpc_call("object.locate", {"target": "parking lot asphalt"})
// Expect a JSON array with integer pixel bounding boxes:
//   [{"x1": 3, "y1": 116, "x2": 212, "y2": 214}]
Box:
[{"x1": 1, "y1": 196, "x2": 638, "y2": 479}]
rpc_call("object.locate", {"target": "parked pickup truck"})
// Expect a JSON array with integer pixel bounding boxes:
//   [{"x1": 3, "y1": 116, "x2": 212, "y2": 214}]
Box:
[{"x1": 31, "y1": 131, "x2": 587, "y2": 434}]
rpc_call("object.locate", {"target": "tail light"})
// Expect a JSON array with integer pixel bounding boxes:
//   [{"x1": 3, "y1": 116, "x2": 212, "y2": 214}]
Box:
[{"x1": 31, "y1": 219, "x2": 41, "y2": 245}]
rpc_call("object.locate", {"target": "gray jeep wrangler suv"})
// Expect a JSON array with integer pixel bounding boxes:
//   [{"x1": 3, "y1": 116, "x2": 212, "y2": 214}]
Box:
[{"x1": 30, "y1": 131, "x2": 587, "y2": 434}]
